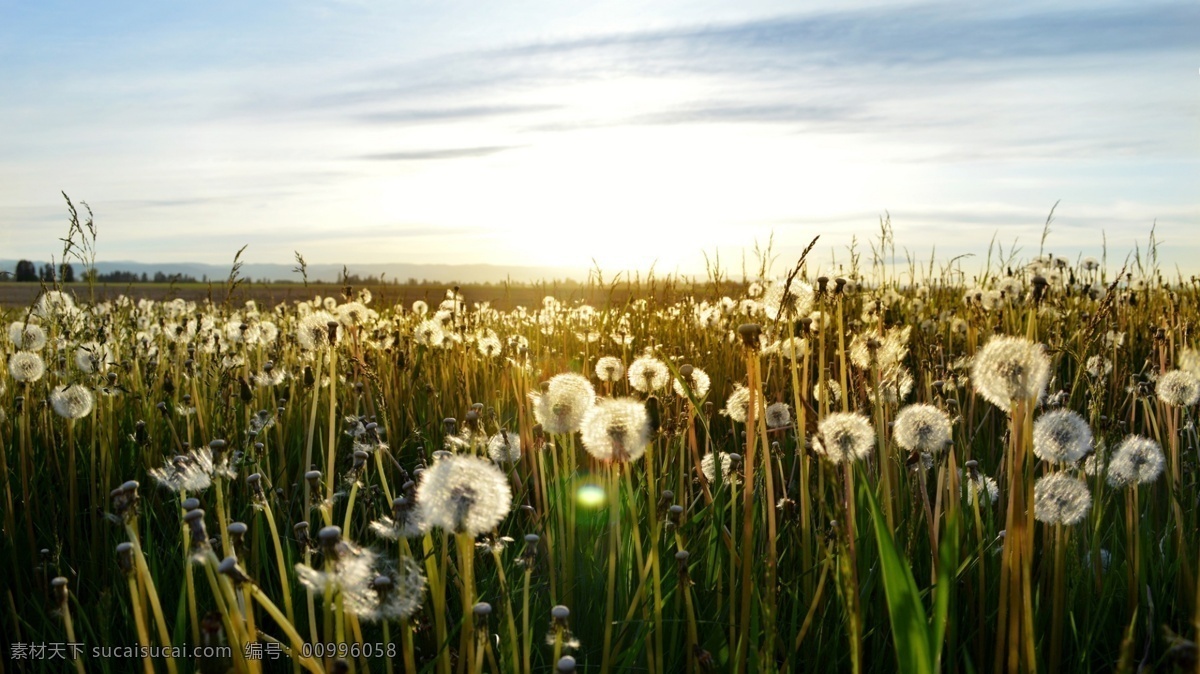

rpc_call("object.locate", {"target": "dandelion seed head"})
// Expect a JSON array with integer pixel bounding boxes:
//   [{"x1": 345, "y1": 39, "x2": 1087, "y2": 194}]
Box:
[
  {"x1": 370, "y1": 498, "x2": 428, "y2": 540},
  {"x1": 297, "y1": 311, "x2": 339, "y2": 350},
  {"x1": 34, "y1": 291, "x2": 75, "y2": 319},
  {"x1": 1107, "y1": 435, "x2": 1165, "y2": 487},
  {"x1": 700, "y1": 452, "x2": 734, "y2": 483},
  {"x1": 1157, "y1": 369, "x2": 1200, "y2": 407},
  {"x1": 1033, "y1": 473, "x2": 1092, "y2": 526},
  {"x1": 959, "y1": 470, "x2": 1000, "y2": 506},
  {"x1": 254, "y1": 366, "x2": 288, "y2": 387},
  {"x1": 336, "y1": 301, "x2": 374, "y2": 327},
  {"x1": 721, "y1": 385, "x2": 759, "y2": 423},
  {"x1": 1032, "y1": 409, "x2": 1092, "y2": 464},
  {"x1": 580, "y1": 397, "x2": 652, "y2": 463},
  {"x1": 869, "y1": 367, "x2": 914, "y2": 406},
  {"x1": 530, "y1": 373, "x2": 595, "y2": 435},
  {"x1": 8, "y1": 322, "x2": 47, "y2": 351},
  {"x1": 1085, "y1": 355, "x2": 1112, "y2": 379},
  {"x1": 811, "y1": 379, "x2": 841, "y2": 405},
  {"x1": 487, "y1": 431, "x2": 522, "y2": 464},
  {"x1": 627, "y1": 356, "x2": 670, "y2": 393},
  {"x1": 50, "y1": 384, "x2": 94, "y2": 419},
  {"x1": 415, "y1": 455, "x2": 511, "y2": 535},
  {"x1": 761, "y1": 278, "x2": 815, "y2": 320},
  {"x1": 594, "y1": 356, "x2": 625, "y2": 383},
  {"x1": 476, "y1": 332, "x2": 502, "y2": 358},
  {"x1": 8, "y1": 351, "x2": 45, "y2": 382},
  {"x1": 346, "y1": 558, "x2": 427, "y2": 622},
  {"x1": 765, "y1": 402, "x2": 791, "y2": 429},
  {"x1": 849, "y1": 326, "x2": 911, "y2": 371},
  {"x1": 74, "y1": 342, "x2": 110, "y2": 373},
  {"x1": 893, "y1": 404, "x2": 952, "y2": 454},
  {"x1": 149, "y1": 446, "x2": 219, "y2": 493},
  {"x1": 815, "y1": 413, "x2": 875, "y2": 465},
  {"x1": 412, "y1": 319, "x2": 445, "y2": 348},
  {"x1": 295, "y1": 537, "x2": 377, "y2": 600},
  {"x1": 971, "y1": 336, "x2": 1051, "y2": 410},
  {"x1": 672, "y1": 367, "x2": 711, "y2": 399}
]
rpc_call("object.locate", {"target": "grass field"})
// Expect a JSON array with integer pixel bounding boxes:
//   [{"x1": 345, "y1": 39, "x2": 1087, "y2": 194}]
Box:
[
  {"x1": 0, "y1": 280, "x2": 696, "y2": 314},
  {"x1": 2, "y1": 241, "x2": 1199, "y2": 674}
]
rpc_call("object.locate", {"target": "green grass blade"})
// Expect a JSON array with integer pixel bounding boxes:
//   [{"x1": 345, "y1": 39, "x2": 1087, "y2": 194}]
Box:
[
  {"x1": 862, "y1": 480, "x2": 934, "y2": 674},
  {"x1": 931, "y1": 509, "x2": 960, "y2": 671}
]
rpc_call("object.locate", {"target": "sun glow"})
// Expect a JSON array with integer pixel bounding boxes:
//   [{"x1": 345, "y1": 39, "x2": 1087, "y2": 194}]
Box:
[{"x1": 357, "y1": 116, "x2": 895, "y2": 274}]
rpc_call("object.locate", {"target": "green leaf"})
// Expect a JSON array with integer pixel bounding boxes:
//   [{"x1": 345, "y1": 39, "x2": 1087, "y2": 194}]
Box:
[
  {"x1": 931, "y1": 509, "x2": 960, "y2": 672},
  {"x1": 862, "y1": 480, "x2": 934, "y2": 674}
]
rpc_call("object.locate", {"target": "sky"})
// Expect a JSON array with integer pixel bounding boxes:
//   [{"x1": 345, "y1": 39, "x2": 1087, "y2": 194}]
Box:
[{"x1": 1, "y1": 0, "x2": 1197, "y2": 279}]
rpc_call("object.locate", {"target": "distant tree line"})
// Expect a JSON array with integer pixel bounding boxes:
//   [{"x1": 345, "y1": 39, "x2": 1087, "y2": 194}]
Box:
[
  {"x1": 11, "y1": 261, "x2": 75, "y2": 283},
  {"x1": 7, "y1": 260, "x2": 197, "y2": 284}
]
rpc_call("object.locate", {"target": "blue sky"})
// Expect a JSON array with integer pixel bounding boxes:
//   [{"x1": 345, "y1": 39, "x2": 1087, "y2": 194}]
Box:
[{"x1": 1, "y1": 0, "x2": 1197, "y2": 277}]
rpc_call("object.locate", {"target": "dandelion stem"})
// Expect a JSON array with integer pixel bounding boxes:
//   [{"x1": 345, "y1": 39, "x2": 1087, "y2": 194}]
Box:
[
  {"x1": 125, "y1": 524, "x2": 179, "y2": 674},
  {"x1": 249, "y1": 585, "x2": 327, "y2": 674},
  {"x1": 303, "y1": 352, "x2": 326, "y2": 516},
  {"x1": 456, "y1": 532, "x2": 477, "y2": 674},
  {"x1": 125, "y1": 575, "x2": 155, "y2": 674},
  {"x1": 600, "y1": 462, "x2": 621, "y2": 674}
]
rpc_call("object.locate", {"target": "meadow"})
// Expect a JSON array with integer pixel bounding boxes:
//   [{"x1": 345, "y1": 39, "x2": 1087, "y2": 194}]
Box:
[{"x1": 2, "y1": 226, "x2": 1200, "y2": 674}]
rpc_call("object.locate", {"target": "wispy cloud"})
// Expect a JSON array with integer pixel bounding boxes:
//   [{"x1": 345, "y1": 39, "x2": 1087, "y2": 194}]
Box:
[
  {"x1": 354, "y1": 146, "x2": 520, "y2": 161},
  {"x1": 354, "y1": 104, "x2": 560, "y2": 125},
  {"x1": 489, "y1": 4, "x2": 1199, "y2": 71}
]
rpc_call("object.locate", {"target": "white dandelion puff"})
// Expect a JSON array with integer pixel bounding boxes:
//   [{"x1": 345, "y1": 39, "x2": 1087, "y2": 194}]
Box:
[
  {"x1": 627, "y1": 356, "x2": 670, "y2": 393},
  {"x1": 960, "y1": 469, "x2": 1000, "y2": 506},
  {"x1": 764, "y1": 402, "x2": 792, "y2": 429},
  {"x1": 1032, "y1": 410, "x2": 1092, "y2": 464},
  {"x1": 672, "y1": 367, "x2": 711, "y2": 399},
  {"x1": 487, "y1": 431, "x2": 522, "y2": 464},
  {"x1": 812, "y1": 379, "x2": 841, "y2": 405},
  {"x1": 761, "y1": 278, "x2": 815, "y2": 320},
  {"x1": 296, "y1": 311, "x2": 340, "y2": 350},
  {"x1": 1106, "y1": 435, "x2": 1165, "y2": 487},
  {"x1": 148, "y1": 445, "x2": 226, "y2": 493},
  {"x1": 971, "y1": 336, "x2": 1051, "y2": 410},
  {"x1": 349, "y1": 558, "x2": 427, "y2": 622},
  {"x1": 594, "y1": 356, "x2": 625, "y2": 383},
  {"x1": 1033, "y1": 473, "x2": 1092, "y2": 526},
  {"x1": 476, "y1": 332, "x2": 502, "y2": 358},
  {"x1": 413, "y1": 319, "x2": 446, "y2": 348},
  {"x1": 8, "y1": 322, "x2": 47, "y2": 351},
  {"x1": 530, "y1": 373, "x2": 595, "y2": 435},
  {"x1": 701, "y1": 452, "x2": 735, "y2": 483},
  {"x1": 8, "y1": 351, "x2": 46, "y2": 382},
  {"x1": 721, "y1": 385, "x2": 759, "y2": 423},
  {"x1": 50, "y1": 384, "x2": 94, "y2": 419},
  {"x1": 893, "y1": 404, "x2": 952, "y2": 455},
  {"x1": 1157, "y1": 370, "x2": 1200, "y2": 407},
  {"x1": 814, "y1": 413, "x2": 875, "y2": 465},
  {"x1": 580, "y1": 397, "x2": 652, "y2": 463},
  {"x1": 415, "y1": 455, "x2": 512, "y2": 535}
]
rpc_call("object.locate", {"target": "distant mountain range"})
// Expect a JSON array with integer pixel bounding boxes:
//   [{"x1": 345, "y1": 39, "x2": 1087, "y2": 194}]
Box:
[{"x1": 0, "y1": 259, "x2": 588, "y2": 284}]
